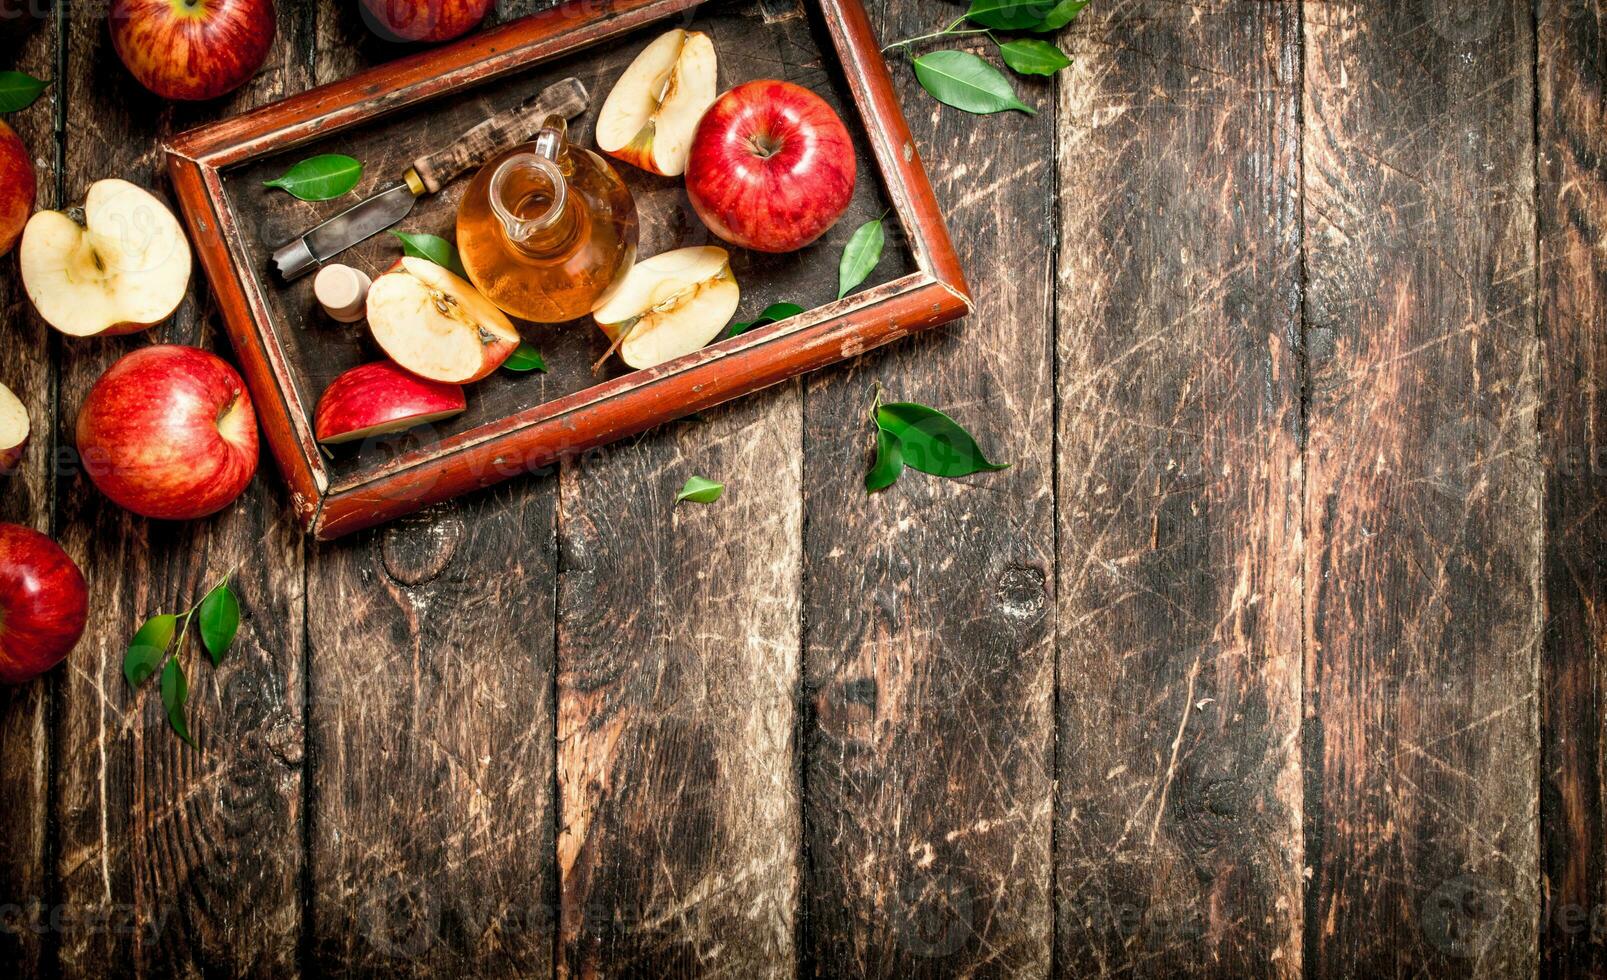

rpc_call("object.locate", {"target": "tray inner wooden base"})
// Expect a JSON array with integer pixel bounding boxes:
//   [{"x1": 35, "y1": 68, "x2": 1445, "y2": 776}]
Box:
[{"x1": 221, "y1": 0, "x2": 916, "y2": 484}]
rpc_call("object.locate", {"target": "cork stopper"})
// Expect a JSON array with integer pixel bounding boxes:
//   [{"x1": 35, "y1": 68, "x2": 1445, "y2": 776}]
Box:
[{"x1": 314, "y1": 264, "x2": 372, "y2": 323}]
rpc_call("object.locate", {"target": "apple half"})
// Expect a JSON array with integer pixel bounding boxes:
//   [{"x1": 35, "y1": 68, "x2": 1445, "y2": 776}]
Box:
[
  {"x1": 366, "y1": 257, "x2": 521, "y2": 384},
  {"x1": 316, "y1": 362, "x2": 467, "y2": 446},
  {"x1": 19, "y1": 179, "x2": 192, "y2": 337},
  {"x1": 592, "y1": 246, "x2": 740, "y2": 370},
  {"x1": 0, "y1": 381, "x2": 28, "y2": 474},
  {"x1": 596, "y1": 29, "x2": 718, "y2": 177}
]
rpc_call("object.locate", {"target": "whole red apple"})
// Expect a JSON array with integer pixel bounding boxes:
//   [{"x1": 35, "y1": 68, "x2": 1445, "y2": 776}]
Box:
[
  {"x1": 359, "y1": 0, "x2": 493, "y2": 43},
  {"x1": 685, "y1": 80, "x2": 857, "y2": 254},
  {"x1": 76, "y1": 345, "x2": 259, "y2": 521},
  {"x1": 109, "y1": 0, "x2": 276, "y2": 101},
  {"x1": 0, "y1": 524, "x2": 89, "y2": 685},
  {"x1": 0, "y1": 119, "x2": 35, "y2": 257}
]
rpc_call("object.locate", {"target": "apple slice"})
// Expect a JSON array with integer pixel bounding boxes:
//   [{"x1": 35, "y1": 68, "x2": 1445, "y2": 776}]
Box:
[
  {"x1": 596, "y1": 28, "x2": 718, "y2": 177},
  {"x1": 315, "y1": 362, "x2": 466, "y2": 446},
  {"x1": 366, "y1": 257, "x2": 521, "y2": 384},
  {"x1": 0, "y1": 381, "x2": 28, "y2": 474},
  {"x1": 592, "y1": 246, "x2": 740, "y2": 370},
  {"x1": 19, "y1": 179, "x2": 191, "y2": 337}
]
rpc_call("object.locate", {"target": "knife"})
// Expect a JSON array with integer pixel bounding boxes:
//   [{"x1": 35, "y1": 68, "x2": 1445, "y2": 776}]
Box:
[{"x1": 271, "y1": 76, "x2": 590, "y2": 281}]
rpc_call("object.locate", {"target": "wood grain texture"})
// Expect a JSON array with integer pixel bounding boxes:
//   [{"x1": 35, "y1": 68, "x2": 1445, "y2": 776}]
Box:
[
  {"x1": 0, "y1": 10, "x2": 59, "y2": 976},
  {"x1": 303, "y1": 4, "x2": 560, "y2": 976},
  {"x1": 1053, "y1": 2, "x2": 1304, "y2": 975},
  {"x1": 1302, "y1": 1, "x2": 1542, "y2": 975},
  {"x1": 799, "y1": 1, "x2": 1056, "y2": 974},
  {"x1": 555, "y1": 389, "x2": 801, "y2": 979},
  {"x1": 1538, "y1": 2, "x2": 1607, "y2": 976},
  {"x1": 48, "y1": 9, "x2": 309, "y2": 977}
]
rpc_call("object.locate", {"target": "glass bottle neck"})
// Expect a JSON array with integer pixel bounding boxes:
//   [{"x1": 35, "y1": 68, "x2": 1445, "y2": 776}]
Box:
[{"x1": 489, "y1": 121, "x2": 580, "y2": 257}]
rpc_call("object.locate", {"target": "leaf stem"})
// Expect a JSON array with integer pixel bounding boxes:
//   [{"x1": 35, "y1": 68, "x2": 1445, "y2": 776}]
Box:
[{"x1": 881, "y1": 17, "x2": 993, "y2": 53}]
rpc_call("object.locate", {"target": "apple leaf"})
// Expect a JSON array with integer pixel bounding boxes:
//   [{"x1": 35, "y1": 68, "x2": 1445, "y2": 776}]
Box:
[
  {"x1": 866, "y1": 426, "x2": 905, "y2": 492},
  {"x1": 838, "y1": 219, "x2": 885, "y2": 299},
  {"x1": 124, "y1": 614, "x2": 177, "y2": 688},
  {"x1": 503, "y1": 343, "x2": 547, "y2": 373},
  {"x1": 1034, "y1": 0, "x2": 1089, "y2": 32},
  {"x1": 965, "y1": 0, "x2": 1056, "y2": 30},
  {"x1": 198, "y1": 583, "x2": 239, "y2": 667},
  {"x1": 263, "y1": 154, "x2": 363, "y2": 202},
  {"x1": 727, "y1": 302, "x2": 805, "y2": 338},
  {"x1": 675, "y1": 475, "x2": 724, "y2": 504},
  {"x1": 997, "y1": 39, "x2": 1072, "y2": 75},
  {"x1": 391, "y1": 230, "x2": 467, "y2": 278},
  {"x1": 161, "y1": 657, "x2": 195, "y2": 747},
  {"x1": 0, "y1": 72, "x2": 50, "y2": 113},
  {"x1": 874, "y1": 402, "x2": 1010, "y2": 478},
  {"x1": 912, "y1": 51, "x2": 1036, "y2": 116}
]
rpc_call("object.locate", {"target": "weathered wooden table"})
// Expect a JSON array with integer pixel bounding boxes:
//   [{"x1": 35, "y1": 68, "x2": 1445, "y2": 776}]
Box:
[{"x1": 1, "y1": 1, "x2": 1602, "y2": 977}]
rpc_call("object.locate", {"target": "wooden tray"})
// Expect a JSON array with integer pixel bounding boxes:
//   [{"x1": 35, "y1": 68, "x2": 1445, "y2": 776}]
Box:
[{"x1": 164, "y1": 0, "x2": 969, "y2": 539}]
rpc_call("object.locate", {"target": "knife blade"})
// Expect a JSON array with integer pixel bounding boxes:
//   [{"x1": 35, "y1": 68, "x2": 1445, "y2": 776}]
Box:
[
  {"x1": 274, "y1": 182, "x2": 418, "y2": 278},
  {"x1": 271, "y1": 76, "x2": 590, "y2": 281}
]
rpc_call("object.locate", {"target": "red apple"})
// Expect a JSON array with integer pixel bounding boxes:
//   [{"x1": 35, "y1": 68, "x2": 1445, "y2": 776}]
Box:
[
  {"x1": 109, "y1": 0, "x2": 276, "y2": 102},
  {"x1": 359, "y1": 0, "x2": 493, "y2": 43},
  {"x1": 315, "y1": 362, "x2": 466, "y2": 445},
  {"x1": 0, "y1": 119, "x2": 35, "y2": 257},
  {"x1": 76, "y1": 345, "x2": 259, "y2": 521},
  {"x1": 0, "y1": 524, "x2": 89, "y2": 685},
  {"x1": 684, "y1": 80, "x2": 857, "y2": 254}
]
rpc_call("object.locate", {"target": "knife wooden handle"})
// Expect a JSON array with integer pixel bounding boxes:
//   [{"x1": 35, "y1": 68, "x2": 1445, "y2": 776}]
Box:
[{"x1": 410, "y1": 77, "x2": 590, "y2": 195}]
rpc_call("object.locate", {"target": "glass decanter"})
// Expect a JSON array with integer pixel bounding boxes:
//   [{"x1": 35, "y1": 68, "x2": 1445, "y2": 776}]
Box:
[{"x1": 457, "y1": 115, "x2": 637, "y2": 323}]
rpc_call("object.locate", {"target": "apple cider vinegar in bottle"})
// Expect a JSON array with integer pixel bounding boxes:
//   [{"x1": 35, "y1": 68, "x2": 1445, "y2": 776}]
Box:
[{"x1": 457, "y1": 115, "x2": 638, "y2": 323}]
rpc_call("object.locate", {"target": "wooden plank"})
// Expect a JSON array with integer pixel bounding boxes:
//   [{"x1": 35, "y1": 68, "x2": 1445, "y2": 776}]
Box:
[
  {"x1": 1302, "y1": 1, "x2": 1542, "y2": 975},
  {"x1": 0, "y1": 8, "x2": 60, "y2": 975},
  {"x1": 49, "y1": 11, "x2": 310, "y2": 977},
  {"x1": 798, "y1": 0, "x2": 1056, "y2": 973},
  {"x1": 1538, "y1": 2, "x2": 1606, "y2": 976},
  {"x1": 303, "y1": 4, "x2": 560, "y2": 975},
  {"x1": 1052, "y1": 2, "x2": 1304, "y2": 975},
  {"x1": 555, "y1": 391, "x2": 802, "y2": 978}
]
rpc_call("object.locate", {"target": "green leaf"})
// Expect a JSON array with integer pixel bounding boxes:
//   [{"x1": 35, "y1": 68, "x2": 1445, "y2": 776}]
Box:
[
  {"x1": 1035, "y1": 0, "x2": 1089, "y2": 32},
  {"x1": 912, "y1": 51, "x2": 1036, "y2": 116},
  {"x1": 965, "y1": 0, "x2": 1055, "y2": 30},
  {"x1": 161, "y1": 657, "x2": 195, "y2": 747},
  {"x1": 866, "y1": 426, "x2": 905, "y2": 492},
  {"x1": 503, "y1": 343, "x2": 547, "y2": 373},
  {"x1": 198, "y1": 584, "x2": 239, "y2": 666},
  {"x1": 263, "y1": 154, "x2": 363, "y2": 201},
  {"x1": 727, "y1": 302, "x2": 805, "y2": 338},
  {"x1": 837, "y1": 219, "x2": 886, "y2": 299},
  {"x1": 0, "y1": 72, "x2": 50, "y2": 113},
  {"x1": 391, "y1": 230, "x2": 467, "y2": 278},
  {"x1": 875, "y1": 402, "x2": 1011, "y2": 477},
  {"x1": 675, "y1": 475, "x2": 724, "y2": 504},
  {"x1": 124, "y1": 614, "x2": 176, "y2": 688},
  {"x1": 998, "y1": 38, "x2": 1072, "y2": 75}
]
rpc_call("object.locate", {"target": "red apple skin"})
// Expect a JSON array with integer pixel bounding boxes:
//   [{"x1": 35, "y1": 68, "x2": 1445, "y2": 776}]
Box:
[
  {"x1": 315, "y1": 362, "x2": 466, "y2": 445},
  {"x1": 76, "y1": 345, "x2": 259, "y2": 521},
  {"x1": 685, "y1": 80, "x2": 858, "y2": 254},
  {"x1": 0, "y1": 524, "x2": 89, "y2": 685},
  {"x1": 0, "y1": 119, "x2": 35, "y2": 257},
  {"x1": 109, "y1": 0, "x2": 276, "y2": 102},
  {"x1": 359, "y1": 0, "x2": 493, "y2": 43}
]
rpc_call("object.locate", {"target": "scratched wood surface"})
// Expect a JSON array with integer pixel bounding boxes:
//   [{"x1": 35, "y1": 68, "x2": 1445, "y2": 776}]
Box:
[
  {"x1": 1539, "y1": 3, "x2": 1606, "y2": 979},
  {"x1": 1, "y1": 0, "x2": 1604, "y2": 978},
  {"x1": 1054, "y1": 1, "x2": 1304, "y2": 976}
]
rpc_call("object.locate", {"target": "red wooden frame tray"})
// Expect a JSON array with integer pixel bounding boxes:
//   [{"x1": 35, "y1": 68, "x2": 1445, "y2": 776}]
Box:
[{"x1": 164, "y1": 0, "x2": 969, "y2": 539}]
